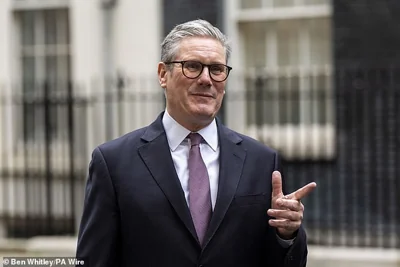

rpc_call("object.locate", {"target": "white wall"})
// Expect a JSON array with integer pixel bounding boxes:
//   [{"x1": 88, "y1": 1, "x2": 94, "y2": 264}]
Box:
[
  {"x1": 70, "y1": 0, "x2": 162, "y2": 88},
  {"x1": 113, "y1": 0, "x2": 162, "y2": 77},
  {"x1": 223, "y1": 0, "x2": 247, "y2": 133},
  {"x1": 69, "y1": 0, "x2": 163, "y2": 148},
  {"x1": 70, "y1": 0, "x2": 104, "y2": 91},
  {"x1": 0, "y1": 0, "x2": 14, "y2": 163},
  {"x1": 0, "y1": 0, "x2": 12, "y2": 86},
  {"x1": 112, "y1": 0, "x2": 164, "y2": 130},
  {"x1": 0, "y1": 0, "x2": 12, "y2": 239}
]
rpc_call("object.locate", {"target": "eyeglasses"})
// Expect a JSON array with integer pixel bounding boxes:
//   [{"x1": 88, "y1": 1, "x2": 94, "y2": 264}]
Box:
[{"x1": 164, "y1": 60, "x2": 232, "y2": 82}]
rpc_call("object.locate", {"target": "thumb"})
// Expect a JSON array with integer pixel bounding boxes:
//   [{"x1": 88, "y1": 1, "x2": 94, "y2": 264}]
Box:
[{"x1": 271, "y1": 171, "x2": 283, "y2": 198}]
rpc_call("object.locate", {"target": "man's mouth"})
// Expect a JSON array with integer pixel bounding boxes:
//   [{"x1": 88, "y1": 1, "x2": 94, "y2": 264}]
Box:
[{"x1": 192, "y1": 93, "x2": 215, "y2": 99}]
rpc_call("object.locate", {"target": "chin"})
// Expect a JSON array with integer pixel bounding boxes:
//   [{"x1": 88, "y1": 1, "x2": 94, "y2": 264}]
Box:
[
  {"x1": 192, "y1": 105, "x2": 214, "y2": 115},
  {"x1": 194, "y1": 112, "x2": 217, "y2": 123}
]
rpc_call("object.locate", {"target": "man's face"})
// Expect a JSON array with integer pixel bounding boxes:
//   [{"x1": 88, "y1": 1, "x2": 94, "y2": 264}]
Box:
[{"x1": 158, "y1": 37, "x2": 227, "y2": 131}]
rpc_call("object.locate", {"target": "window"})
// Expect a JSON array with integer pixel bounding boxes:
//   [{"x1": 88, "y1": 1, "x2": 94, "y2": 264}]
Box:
[
  {"x1": 226, "y1": 0, "x2": 334, "y2": 160},
  {"x1": 13, "y1": 0, "x2": 70, "y2": 10},
  {"x1": 240, "y1": 0, "x2": 330, "y2": 9},
  {"x1": 18, "y1": 9, "x2": 71, "y2": 141},
  {"x1": 242, "y1": 18, "x2": 332, "y2": 123}
]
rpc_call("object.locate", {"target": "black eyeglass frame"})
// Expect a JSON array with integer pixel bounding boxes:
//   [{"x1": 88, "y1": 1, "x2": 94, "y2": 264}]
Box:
[{"x1": 164, "y1": 60, "x2": 233, "y2": 82}]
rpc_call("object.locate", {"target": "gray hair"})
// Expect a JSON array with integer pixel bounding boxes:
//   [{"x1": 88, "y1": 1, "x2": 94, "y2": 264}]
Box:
[{"x1": 161, "y1": 19, "x2": 231, "y2": 64}]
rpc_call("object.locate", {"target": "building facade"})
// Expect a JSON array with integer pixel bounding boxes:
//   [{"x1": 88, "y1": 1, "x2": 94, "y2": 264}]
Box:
[
  {"x1": 0, "y1": 0, "x2": 398, "y2": 251},
  {"x1": 0, "y1": 0, "x2": 164, "y2": 237}
]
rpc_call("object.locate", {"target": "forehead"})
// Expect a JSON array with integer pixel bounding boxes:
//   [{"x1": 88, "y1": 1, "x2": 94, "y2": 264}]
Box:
[{"x1": 176, "y1": 36, "x2": 226, "y2": 62}]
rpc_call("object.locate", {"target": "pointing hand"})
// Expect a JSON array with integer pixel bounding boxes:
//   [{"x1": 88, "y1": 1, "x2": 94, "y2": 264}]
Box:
[{"x1": 267, "y1": 171, "x2": 317, "y2": 239}]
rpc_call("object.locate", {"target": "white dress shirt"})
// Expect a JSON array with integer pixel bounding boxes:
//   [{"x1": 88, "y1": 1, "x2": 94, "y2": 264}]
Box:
[
  {"x1": 161, "y1": 110, "x2": 294, "y2": 247},
  {"x1": 162, "y1": 110, "x2": 219, "y2": 210}
]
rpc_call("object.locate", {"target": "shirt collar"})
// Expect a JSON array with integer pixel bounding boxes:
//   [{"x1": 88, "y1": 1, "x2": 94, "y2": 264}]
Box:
[{"x1": 162, "y1": 110, "x2": 218, "y2": 152}]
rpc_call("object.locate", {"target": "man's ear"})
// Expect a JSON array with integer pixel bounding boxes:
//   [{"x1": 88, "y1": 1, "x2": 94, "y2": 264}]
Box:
[{"x1": 158, "y1": 62, "x2": 168, "y2": 88}]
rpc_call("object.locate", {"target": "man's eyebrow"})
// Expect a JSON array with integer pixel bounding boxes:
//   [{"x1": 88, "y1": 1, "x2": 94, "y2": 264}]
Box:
[
  {"x1": 181, "y1": 59, "x2": 226, "y2": 65},
  {"x1": 209, "y1": 61, "x2": 226, "y2": 65},
  {"x1": 199, "y1": 60, "x2": 226, "y2": 65}
]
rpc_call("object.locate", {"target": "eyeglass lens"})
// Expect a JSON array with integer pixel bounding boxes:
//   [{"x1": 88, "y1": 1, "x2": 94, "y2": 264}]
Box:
[{"x1": 182, "y1": 61, "x2": 229, "y2": 82}]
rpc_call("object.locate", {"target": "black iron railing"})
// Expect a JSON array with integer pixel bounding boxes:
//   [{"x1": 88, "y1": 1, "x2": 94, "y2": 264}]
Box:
[{"x1": 0, "y1": 68, "x2": 398, "y2": 249}]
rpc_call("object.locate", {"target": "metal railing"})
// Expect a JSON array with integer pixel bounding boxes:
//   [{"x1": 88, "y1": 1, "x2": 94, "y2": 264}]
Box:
[{"x1": 0, "y1": 67, "x2": 398, "y2": 249}]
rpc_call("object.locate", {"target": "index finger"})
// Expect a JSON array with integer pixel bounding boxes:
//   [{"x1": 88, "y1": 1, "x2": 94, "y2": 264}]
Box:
[
  {"x1": 287, "y1": 182, "x2": 317, "y2": 200},
  {"x1": 271, "y1": 171, "x2": 283, "y2": 198}
]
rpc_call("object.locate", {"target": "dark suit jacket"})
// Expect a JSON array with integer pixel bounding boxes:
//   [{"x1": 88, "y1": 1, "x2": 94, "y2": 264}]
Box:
[{"x1": 76, "y1": 112, "x2": 308, "y2": 267}]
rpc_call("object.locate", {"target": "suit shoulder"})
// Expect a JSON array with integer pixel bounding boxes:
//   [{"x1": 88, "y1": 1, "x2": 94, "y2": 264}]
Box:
[
  {"x1": 95, "y1": 127, "x2": 147, "y2": 156},
  {"x1": 228, "y1": 128, "x2": 277, "y2": 155}
]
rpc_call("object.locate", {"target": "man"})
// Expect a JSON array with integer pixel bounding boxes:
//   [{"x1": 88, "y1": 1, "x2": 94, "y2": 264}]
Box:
[{"x1": 76, "y1": 19, "x2": 316, "y2": 267}]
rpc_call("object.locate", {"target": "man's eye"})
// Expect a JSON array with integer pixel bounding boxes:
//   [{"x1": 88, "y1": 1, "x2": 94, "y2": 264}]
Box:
[
  {"x1": 185, "y1": 62, "x2": 201, "y2": 70},
  {"x1": 210, "y1": 65, "x2": 225, "y2": 73}
]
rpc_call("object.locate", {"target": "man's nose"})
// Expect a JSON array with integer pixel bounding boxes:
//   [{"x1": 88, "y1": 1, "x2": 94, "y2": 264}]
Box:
[{"x1": 198, "y1": 66, "x2": 212, "y2": 85}]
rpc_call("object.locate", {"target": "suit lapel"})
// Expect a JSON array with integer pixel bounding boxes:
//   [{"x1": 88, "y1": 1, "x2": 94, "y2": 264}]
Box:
[
  {"x1": 137, "y1": 114, "x2": 247, "y2": 249},
  {"x1": 137, "y1": 114, "x2": 198, "y2": 242},
  {"x1": 203, "y1": 122, "x2": 246, "y2": 249}
]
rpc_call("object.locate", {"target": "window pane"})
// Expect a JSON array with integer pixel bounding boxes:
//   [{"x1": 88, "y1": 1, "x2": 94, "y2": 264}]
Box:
[
  {"x1": 273, "y1": 0, "x2": 294, "y2": 7},
  {"x1": 56, "y1": 9, "x2": 69, "y2": 44},
  {"x1": 22, "y1": 56, "x2": 35, "y2": 94},
  {"x1": 289, "y1": 76, "x2": 300, "y2": 124},
  {"x1": 309, "y1": 18, "x2": 331, "y2": 65},
  {"x1": 240, "y1": 0, "x2": 262, "y2": 9},
  {"x1": 240, "y1": 22, "x2": 267, "y2": 68},
  {"x1": 57, "y1": 55, "x2": 70, "y2": 91},
  {"x1": 304, "y1": 0, "x2": 330, "y2": 5},
  {"x1": 278, "y1": 75, "x2": 300, "y2": 124},
  {"x1": 46, "y1": 55, "x2": 57, "y2": 89},
  {"x1": 312, "y1": 74, "x2": 329, "y2": 124},
  {"x1": 22, "y1": 56, "x2": 36, "y2": 140},
  {"x1": 241, "y1": 0, "x2": 329, "y2": 9},
  {"x1": 254, "y1": 77, "x2": 269, "y2": 126},
  {"x1": 277, "y1": 21, "x2": 299, "y2": 67},
  {"x1": 246, "y1": 77, "x2": 256, "y2": 125},
  {"x1": 45, "y1": 10, "x2": 57, "y2": 45},
  {"x1": 21, "y1": 11, "x2": 35, "y2": 46}
]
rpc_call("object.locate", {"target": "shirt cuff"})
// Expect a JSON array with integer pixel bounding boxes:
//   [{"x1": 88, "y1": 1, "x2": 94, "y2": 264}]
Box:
[{"x1": 276, "y1": 234, "x2": 296, "y2": 248}]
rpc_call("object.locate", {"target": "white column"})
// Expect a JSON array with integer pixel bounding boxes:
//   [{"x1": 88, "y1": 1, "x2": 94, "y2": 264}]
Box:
[
  {"x1": 69, "y1": 0, "x2": 105, "y2": 233},
  {"x1": 70, "y1": 0, "x2": 104, "y2": 87},
  {"x1": 70, "y1": 0, "x2": 105, "y2": 156},
  {"x1": 113, "y1": 0, "x2": 161, "y2": 77},
  {"x1": 113, "y1": 0, "x2": 163, "y2": 131},
  {"x1": 0, "y1": 0, "x2": 15, "y2": 167},
  {"x1": 0, "y1": 0, "x2": 12, "y2": 239},
  {"x1": 224, "y1": 0, "x2": 247, "y2": 134},
  {"x1": 0, "y1": 0, "x2": 12, "y2": 84}
]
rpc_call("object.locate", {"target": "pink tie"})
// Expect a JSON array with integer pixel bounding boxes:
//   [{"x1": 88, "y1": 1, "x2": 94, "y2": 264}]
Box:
[{"x1": 188, "y1": 133, "x2": 212, "y2": 246}]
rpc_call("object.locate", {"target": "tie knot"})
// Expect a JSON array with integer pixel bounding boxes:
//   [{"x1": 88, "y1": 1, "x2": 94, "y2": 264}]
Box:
[{"x1": 189, "y1": 133, "x2": 203, "y2": 146}]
